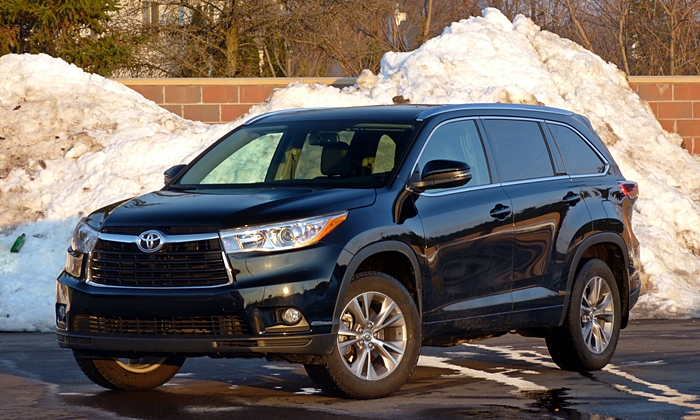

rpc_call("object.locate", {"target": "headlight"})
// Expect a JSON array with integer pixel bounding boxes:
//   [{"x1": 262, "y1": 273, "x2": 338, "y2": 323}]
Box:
[
  {"x1": 71, "y1": 218, "x2": 99, "y2": 254},
  {"x1": 220, "y1": 212, "x2": 347, "y2": 253}
]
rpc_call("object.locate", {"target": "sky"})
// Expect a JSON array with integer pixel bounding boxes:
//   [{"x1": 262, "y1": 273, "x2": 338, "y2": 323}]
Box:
[{"x1": 1, "y1": 8, "x2": 699, "y2": 331}]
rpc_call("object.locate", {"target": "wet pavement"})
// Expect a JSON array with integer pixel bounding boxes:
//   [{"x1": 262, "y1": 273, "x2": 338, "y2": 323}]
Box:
[{"x1": 0, "y1": 319, "x2": 698, "y2": 419}]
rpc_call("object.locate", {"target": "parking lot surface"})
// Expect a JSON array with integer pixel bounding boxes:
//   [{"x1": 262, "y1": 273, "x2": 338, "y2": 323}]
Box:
[{"x1": 0, "y1": 319, "x2": 698, "y2": 419}]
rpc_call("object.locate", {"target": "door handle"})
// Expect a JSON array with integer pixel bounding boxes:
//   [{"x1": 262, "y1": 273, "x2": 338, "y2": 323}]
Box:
[
  {"x1": 563, "y1": 191, "x2": 581, "y2": 205},
  {"x1": 490, "y1": 204, "x2": 511, "y2": 220}
]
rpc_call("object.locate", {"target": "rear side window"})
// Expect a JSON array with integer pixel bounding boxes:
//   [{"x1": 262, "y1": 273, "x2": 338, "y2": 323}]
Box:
[
  {"x1": 547, "y1": 123, "x2": 606, "y2": 175},
  {"x1": 481, "y1": 119, "x2": 554, "y2": 182}
]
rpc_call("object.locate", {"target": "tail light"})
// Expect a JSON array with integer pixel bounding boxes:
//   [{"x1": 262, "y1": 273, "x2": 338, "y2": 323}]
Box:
[{"x1": 618, "y1": 181, "x2": 639, "y2": 204}]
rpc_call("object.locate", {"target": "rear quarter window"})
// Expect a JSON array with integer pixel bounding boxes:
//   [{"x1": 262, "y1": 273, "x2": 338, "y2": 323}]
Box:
[{"x1": 547, "y1": 123, "x2": 606, "y2": 175}]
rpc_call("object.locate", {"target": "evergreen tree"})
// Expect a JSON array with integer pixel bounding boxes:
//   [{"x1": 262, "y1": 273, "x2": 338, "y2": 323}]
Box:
[{"x1": 0, "y1": 0, "x2": 136, "y2": 76}]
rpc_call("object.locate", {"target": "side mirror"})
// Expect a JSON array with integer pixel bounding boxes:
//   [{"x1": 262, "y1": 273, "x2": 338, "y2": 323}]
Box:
[
  {"x1": 164, "y1": 164, "x2": 187, "y2": 185},
  {"x1": 410, "y1": 159, "x2": 472, "y2": 192}
]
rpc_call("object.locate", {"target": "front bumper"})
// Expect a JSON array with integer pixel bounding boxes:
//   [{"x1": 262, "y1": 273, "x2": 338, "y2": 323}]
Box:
[
  {"x1": 56, "y1": 330, "x2": 336, "y2": 357},
  {"x1": 56, "y1": 245, "x2": 352, "y2": 357}
]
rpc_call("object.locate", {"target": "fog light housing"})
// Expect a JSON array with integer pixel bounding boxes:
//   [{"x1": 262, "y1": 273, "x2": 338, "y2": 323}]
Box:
[
  {"x1": 264, "y1": 307, "x2": 310, "y2": 333},
  {"x1": 56, "y1": 304, "x2": 67, "y2": 329},
  {"x1": 281, "y1": 308, "x2": 301, "y2": 325}
]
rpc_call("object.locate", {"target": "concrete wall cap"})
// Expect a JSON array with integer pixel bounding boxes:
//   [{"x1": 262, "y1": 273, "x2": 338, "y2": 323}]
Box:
[
  {"x1": 114, "y1": 77, "x2": 358, "y2": 86},
  {"x1": 629, "y1": 76, "x2": 700, "y2": 84}
]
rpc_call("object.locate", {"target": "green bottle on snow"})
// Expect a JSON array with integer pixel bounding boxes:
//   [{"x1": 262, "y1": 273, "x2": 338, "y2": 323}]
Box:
[{"x1": 10, "y1": 233, "x2": 25, "y2": 253}]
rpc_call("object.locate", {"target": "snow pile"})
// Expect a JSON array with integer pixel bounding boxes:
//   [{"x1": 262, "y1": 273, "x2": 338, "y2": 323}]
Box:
[
  {"x1": 1, "y1": 8, "x2": 699, "y2": 331},
  {"x1": 0, "y1": 55, "x2": 231, "y2": 330},
  {"x1": 0, "y1": 54, "x2": 234, "y2": 227}
]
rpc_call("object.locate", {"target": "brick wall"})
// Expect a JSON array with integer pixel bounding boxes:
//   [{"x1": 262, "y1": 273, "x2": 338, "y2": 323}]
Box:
[
  {"x1": 117, "y1": 76, "x2": 700, "y2": 153},
  {"x1": 628, "y1": 76, "x2": 700, "y2": 154},
  {"x1": 116, "y1": 78, "x2": 356, "y2": 124}
]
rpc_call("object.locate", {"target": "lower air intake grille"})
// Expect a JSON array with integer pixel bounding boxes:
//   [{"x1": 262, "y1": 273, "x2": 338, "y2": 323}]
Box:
[{"x1": 73, "y1": 315, "x2": 250, "y2": 336}]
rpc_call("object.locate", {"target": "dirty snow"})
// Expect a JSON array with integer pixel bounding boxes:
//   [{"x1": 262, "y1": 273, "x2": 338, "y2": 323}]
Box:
[{"x1": 1, "y1": 8, "x2": 699, "y2": 331}]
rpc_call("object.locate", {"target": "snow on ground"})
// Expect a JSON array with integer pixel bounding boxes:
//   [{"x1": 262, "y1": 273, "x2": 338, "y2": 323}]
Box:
[{"x1": 1, "y1": 8, "x2": 699, "y2": 331}]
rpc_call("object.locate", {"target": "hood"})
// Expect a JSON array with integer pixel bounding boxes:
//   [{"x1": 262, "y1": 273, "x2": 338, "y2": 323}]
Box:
[{"x1": 90, "y1": 188, "x2": 376, "y2": 231}]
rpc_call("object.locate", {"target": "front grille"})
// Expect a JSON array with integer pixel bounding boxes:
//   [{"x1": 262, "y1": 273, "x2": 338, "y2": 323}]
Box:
[
  {"x1": 73, "y1": 315, "x2": 250, "y2": 336},
  {"x1": 89, "y1": 239, "x2": 230, "y2": 287}
]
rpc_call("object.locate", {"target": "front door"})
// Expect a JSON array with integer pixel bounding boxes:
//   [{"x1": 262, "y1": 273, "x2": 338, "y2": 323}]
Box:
[{"x1": 414, "y1": 119, "x2": 514, "y2": 337}]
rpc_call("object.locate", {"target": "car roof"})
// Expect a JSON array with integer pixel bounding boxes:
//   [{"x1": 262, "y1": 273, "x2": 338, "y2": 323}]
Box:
[{"x1": 244, "y1": 104, "x2": 574, "y2": 125}]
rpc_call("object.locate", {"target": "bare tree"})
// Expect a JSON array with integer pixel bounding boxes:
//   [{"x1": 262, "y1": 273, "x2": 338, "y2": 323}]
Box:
[
  {"x1": 560, "y1": 0, "x2": 700, "y2": 75},
  {"x1": 422, "y1": 0, "x2": 434, "y2": 44},
  {"x1": 112, "y1": 0, "x2": 700, "y2": 78}
]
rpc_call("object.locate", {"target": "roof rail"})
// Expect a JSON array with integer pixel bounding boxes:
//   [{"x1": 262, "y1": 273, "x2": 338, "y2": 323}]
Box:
[
  {"x1": 415, "y1": 103, "x2": 573, "y2": 121},
  {"x1": 242, "y1": 108, "x2": 324, "y2": 125}
]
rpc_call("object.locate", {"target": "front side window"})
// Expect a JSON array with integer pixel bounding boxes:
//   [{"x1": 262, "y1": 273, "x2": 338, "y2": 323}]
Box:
[
  {"x1": 482, "y1": 119, "x2": 554, "y2": 182},
  {"x1": 177, "y1": 121, "x2": 416, "y2": 189},
  {"x1": 417, "y1": 120, "x2": 491, "y2": 189}
]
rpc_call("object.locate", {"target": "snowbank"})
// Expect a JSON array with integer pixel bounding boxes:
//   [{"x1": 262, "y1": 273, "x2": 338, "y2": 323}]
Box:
[
  {"x1": 0, "y1": 54, "x2": 230, "y2": 330},
  {"x1": 1, "y1": 8, "x2": 699, "y2": 331}
]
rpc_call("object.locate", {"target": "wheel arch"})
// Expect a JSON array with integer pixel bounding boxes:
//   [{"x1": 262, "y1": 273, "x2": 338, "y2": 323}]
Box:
[
  {"x1": 332, "y1": 241, "x2": 422, "y2": 332},
  {"x1": 560, "y1": 232, "x2": 631, "y2": 328}
]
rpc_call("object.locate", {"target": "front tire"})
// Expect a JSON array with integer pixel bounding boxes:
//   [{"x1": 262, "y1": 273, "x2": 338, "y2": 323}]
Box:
[
  {"x1": 546, "y1": 259, "x2": 621, "y2": 371},
  {"x1": 74, "y1": 352, "x2": 185, "y2": 391},
  {"x1": 305, "y1": 271, "x2": 420, "y2": 399}
]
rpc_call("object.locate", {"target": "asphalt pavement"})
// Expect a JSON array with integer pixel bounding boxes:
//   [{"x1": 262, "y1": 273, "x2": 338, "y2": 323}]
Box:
[{"x1": 0, "y1": 319, "x2": 698, "y2": 419}]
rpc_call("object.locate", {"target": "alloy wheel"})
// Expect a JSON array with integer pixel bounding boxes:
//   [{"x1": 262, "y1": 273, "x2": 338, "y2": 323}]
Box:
[
  {"x1": 580, "y1": 276, "x2": 615, "y2": 354},
  {"x1": 337, "y1": 291, "x2": 407, "y2": 381}
]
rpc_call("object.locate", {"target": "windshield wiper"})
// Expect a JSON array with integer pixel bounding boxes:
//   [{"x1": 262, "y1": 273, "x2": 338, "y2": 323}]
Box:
[{"x1": 167, "y1": 185, "x2": 198, "y2": 191}]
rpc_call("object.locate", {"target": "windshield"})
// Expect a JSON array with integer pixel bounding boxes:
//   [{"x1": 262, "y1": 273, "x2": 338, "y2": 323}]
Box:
[{"x1": 176, "y1": 120, "x2": 417, "y2": 189}]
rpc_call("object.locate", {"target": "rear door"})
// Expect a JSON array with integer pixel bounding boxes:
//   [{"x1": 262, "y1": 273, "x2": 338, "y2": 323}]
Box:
[{"x1": 480, "y1": 118, "x2": 592, "y2": 328}]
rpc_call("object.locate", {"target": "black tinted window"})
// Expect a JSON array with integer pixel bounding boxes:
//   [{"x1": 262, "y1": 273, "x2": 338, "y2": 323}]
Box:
[
  {"x1": 482, "y1": 119, "x2": 554, "y2": 182},
  {"x1": 548, "y1": 123, "x2": 605, "y2": 175},
  {"x1": 417, "y1": 120, "x2": 490, "y2": 188}
]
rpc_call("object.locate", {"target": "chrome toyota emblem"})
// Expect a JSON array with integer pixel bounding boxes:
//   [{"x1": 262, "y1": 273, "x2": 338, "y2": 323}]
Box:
[{"x1": 137, "y1": 230, "x2": 164, "y2": 253}]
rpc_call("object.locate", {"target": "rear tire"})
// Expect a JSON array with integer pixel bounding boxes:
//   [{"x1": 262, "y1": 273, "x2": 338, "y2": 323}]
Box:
[
  {"x1": 74, "y1": 352, "x2": 185, "y2": 391},
  {"x1": 546, "y1": 259, "x2": 621, "y2": 371},
  {"x1": 305, "y1": 271, "x2": 420, "y2": 399}
]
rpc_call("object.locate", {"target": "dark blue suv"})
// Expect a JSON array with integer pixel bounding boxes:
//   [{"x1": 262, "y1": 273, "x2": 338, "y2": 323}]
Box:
[{"x1": 57, "y1": 104, "x2": 640, "y2": 398}]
